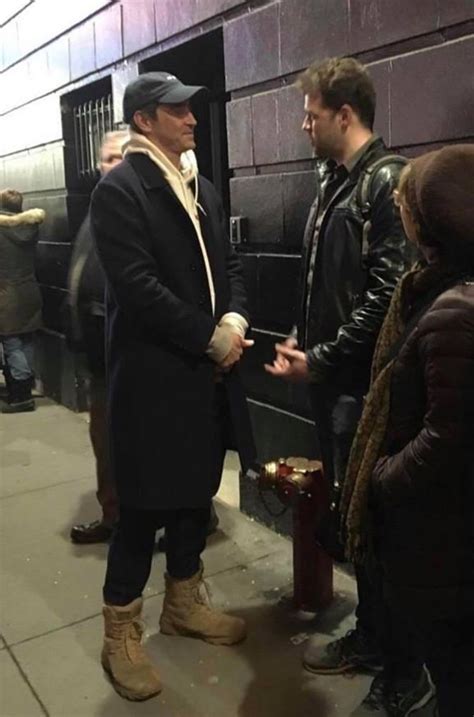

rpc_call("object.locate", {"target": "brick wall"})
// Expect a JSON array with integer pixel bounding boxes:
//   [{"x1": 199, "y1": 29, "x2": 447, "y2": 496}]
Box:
[{"x1": 1, "y1": 0, "x2": 473, "y2": 445}]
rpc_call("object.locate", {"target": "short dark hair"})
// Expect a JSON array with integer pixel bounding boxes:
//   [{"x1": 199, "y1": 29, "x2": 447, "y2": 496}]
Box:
[
  {"x1": 296, "y1": 57, "x2": 376, "y2": 130},
  {"x1": 129, "y1": 102, "x2": 160, "y2": 133},
  {"x1": 0, "y1": 188, "x2": 23, "y2": 213}
]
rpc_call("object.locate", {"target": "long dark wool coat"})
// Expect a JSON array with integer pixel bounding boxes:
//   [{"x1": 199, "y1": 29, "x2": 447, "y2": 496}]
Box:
[{"x1": 90, "y1": 153, "x2": 255, "y2": 510}]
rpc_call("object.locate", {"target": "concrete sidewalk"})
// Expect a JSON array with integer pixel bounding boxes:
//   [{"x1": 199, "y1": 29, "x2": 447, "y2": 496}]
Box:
[{"x1": 1, "y1": 396, "x2": 382, "y2": 716}]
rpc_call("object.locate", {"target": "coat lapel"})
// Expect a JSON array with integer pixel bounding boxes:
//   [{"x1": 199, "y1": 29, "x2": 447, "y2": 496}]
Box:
[
  {"x1": 126, "y1": 153, "x2": 195, "y2": 226},
  {"x1": 126, "y1": 153, "x2": 217, "y2": 309}
]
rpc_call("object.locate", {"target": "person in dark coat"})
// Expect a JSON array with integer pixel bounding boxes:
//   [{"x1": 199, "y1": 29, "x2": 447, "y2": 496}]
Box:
[
  {"x1": 0, "y1": 189, "x2": 44, "y2": 413},
  {"x1": 67, "y1": 131, "x2": 221, "y2": 546},
  {"x1": 67, "y1": 131, "x2": 126, "y2": 544},
  {"x1": 90, "y1": 72, "x2": 255, "y2": 701},
  {"x1": 342, "y1": 145, "x2": 474, "y2": 716}
]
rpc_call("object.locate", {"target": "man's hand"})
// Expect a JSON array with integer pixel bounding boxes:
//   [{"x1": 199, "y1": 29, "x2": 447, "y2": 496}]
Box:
[
  {"x1": 264, "y1": 341, "x2": 310, "y2": 382},
  {"x1": 272, "y1": 336, "x2": 297, "y2": 372},
  {"x1": 220, "y1": 335, "x2": 254, "y2": 369}
]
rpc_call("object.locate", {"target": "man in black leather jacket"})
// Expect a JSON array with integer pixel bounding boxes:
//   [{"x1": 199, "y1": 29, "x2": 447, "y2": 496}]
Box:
[{"x1": 265, "y1": 58, "x2": 426, "y2": 711}]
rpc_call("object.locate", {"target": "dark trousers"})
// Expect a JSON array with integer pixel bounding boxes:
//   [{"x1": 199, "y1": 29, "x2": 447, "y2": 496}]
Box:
[
  {"x1": 104, "y1": 504, "x2": 211, "y2": 605},
  {"x1": 310, "y1": 385, "x2": 365, "y2": 561},
  {"x1": 417, "y1": 614, "x2": 474, "y2": 716},
  {"x1": 354, "y1": 563, "x2": 422, "y2": 681},
  {"x1": 88, "y1": 373, "x2": 118, "y2": 526},
  {"x1": 310, "y1": 386, "x2": 421, "y2": 677}
]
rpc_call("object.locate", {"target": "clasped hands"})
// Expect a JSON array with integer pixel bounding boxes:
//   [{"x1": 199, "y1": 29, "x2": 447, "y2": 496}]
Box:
[{"x1": 220, "y1": 332, "x2": 254, "y2": 369}]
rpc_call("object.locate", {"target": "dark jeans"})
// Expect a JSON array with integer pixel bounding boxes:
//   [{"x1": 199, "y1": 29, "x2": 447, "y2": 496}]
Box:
[
  {"x1": 310, "y1": 385, "x2": 365, "y2": 560},
  {"x1": 104, "y1": 504, "x2": 211, "y2": 606},
  {"x1": 1, "y1": 333, "x2": 35, "y2": 381},
  {"x1": 310, "y1": 385, "x2": 422, "y2": 677}
]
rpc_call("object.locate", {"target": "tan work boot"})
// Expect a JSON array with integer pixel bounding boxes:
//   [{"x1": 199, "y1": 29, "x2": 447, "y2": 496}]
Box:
[
  {"x1": 102, "y1": 597, "x2": 162, "y2": 701},
  {"x1": 159, "y1": 564, "x2": 246, "y2": 646}
]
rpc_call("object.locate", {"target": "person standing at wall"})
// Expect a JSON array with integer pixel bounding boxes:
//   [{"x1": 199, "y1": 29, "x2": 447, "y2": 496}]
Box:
[
  {"x1": 90, "y1": 72, "x2": 255, "y2": 701},
  {"x1": 0, "y1": 189, "x2": 44, "y2": 413},
  {"x1": 265, "y1": 57, "x2": 431, "y2": 713},
  {"x1": 68, "y1": 130, "x2": 221, "y2": 546},
  {"x1": 342, "y1": 145, "x2": 474, "y2": 716},
  {"x1": 67, "y1": 131, "x2": 126, "y2": 544}
]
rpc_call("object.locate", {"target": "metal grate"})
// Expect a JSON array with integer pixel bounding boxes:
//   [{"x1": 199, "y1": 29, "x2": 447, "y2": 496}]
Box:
[{"x1": 72, "y1": 94, "x2": 113, "y2": 179}]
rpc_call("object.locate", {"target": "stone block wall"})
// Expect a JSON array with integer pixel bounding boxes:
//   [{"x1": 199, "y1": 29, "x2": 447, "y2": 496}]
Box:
[{"x1": 1, "y1": 0, "x2": 472, "y2": 442}]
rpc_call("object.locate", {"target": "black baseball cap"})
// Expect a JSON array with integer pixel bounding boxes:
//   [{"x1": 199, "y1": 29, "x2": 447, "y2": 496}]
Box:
[{"x1": 123, "y1": 72, "x2": 207, "y2": 123}]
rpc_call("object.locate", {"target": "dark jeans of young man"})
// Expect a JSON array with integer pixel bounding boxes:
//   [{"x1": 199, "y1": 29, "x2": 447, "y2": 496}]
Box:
[
  {"x1": 310, "y1": 385, "x2": 366, "y2": 562},
  {"x1": 309, "y1": 385, "x2": 421, "y2": 678},
  {"x1": 104, "y1": 505, "x2": 211, "y2": 605}
]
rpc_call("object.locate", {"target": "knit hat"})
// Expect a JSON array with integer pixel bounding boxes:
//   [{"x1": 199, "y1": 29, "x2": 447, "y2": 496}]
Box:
[{"x1": 410, "y1": 144, "x2": 474, "y2": 261}]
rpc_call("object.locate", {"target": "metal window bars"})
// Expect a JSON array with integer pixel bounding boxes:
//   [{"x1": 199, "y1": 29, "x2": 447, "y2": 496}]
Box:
[{"x1": 73, "y1": 94, "x2": 113, "y2": 179}]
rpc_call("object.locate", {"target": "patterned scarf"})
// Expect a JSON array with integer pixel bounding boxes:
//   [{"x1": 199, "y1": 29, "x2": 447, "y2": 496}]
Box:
[{"x1": 340, "y1": 262, "x2": 461, "y2": 562}]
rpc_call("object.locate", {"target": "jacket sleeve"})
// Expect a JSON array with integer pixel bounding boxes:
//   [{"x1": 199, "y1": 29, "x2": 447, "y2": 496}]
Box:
[
  {"x1": 307, "y1": 162, "x2": 409, "y2": 381},
  {"x1": 372, "y1": 296, "x2": 474, "y2": 503},
  {"x1": 90, "y1": 177, "x2": 216, "y2": 357}
]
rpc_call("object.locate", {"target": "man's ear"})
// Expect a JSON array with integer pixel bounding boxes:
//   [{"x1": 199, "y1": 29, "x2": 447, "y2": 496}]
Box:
[
  {"x1": 132, "y1": 110, "x2": 151, "y2": 134},
  {"x1": 338, "y1": 104, "x2": 352, "y2": 131}
]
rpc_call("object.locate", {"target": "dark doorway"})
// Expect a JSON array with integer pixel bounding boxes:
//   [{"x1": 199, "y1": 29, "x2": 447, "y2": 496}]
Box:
[{"x1": 140, "y1": 29, "x2": 230, "y2": 212}]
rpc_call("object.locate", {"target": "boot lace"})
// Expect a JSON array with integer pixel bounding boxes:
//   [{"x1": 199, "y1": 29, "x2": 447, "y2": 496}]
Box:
[
  {"x1": 192, "y1": 577, "x2": 213, "y2": 607},
  {"x1": 126, "y1": 618, "x2": 147, "y2": 661},
  {"x1": 107, "y1": 617, "x2": 145, "y2": 660}
]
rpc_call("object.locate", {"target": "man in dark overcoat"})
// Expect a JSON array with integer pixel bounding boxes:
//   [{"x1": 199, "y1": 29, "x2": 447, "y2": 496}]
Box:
[{"x1": 90, "y1": 72, "x2": 255, "y2": 701}]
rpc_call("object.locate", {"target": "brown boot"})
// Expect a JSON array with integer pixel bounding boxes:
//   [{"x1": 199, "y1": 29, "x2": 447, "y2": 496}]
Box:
[
  {"x1": 102, "y1": 597, "x2": 162, "y2": 701},
  {"x1": 159, "y1": 565, "x2": 246, "y2": 646}
]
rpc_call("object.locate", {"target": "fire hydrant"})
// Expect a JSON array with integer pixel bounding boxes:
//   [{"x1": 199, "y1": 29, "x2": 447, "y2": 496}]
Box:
[{"x1": 259, "y1": 457, "x2": 333, "y2": 612}]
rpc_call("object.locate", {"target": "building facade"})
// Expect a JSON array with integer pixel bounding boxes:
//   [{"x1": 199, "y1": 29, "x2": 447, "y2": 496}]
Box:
[{"x1": 1, "y1": 1, "x2": 473, "y2": 513}]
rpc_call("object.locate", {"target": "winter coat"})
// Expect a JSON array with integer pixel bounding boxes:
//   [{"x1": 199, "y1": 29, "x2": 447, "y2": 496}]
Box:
[
  {"x1": 372, "y1": 280, "x2": 474, "y2": 620},
  {"x1": 0, "y1": 208, "x2": 44, "y2": 336},
  {"x1": 90, "y1": 152, "x2": 255, "y2": 510},
  {"x1": 297, "y1": 137, "x2": 410, "y2": 390}
]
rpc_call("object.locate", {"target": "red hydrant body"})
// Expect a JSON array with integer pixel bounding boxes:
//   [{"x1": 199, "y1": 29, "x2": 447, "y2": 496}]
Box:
[{"x1": 260, "y1": 458, "x2": 334, "y2": 612}]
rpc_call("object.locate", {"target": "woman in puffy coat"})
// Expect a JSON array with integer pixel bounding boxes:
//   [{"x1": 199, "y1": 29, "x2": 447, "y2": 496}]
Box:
[
  {"x1": 342, "y1": 145, "x2": 474, "y2": 717},
  {"x1": 0, "y1": 189, "x2": 44, "y2": 412}
]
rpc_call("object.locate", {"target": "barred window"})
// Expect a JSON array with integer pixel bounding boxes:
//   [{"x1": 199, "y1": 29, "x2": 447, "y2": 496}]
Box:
[
  {"x1": 61, "y1": 77, "x2": 114, "y2": 234},
  {"x1": 61, "y1": 77, "x2": 114, "y2": 196},
  {"x1": 73, "y1": 94, "x2": 113, "y2": 180}
]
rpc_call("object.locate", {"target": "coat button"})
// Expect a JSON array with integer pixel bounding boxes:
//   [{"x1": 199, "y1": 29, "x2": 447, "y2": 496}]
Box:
[{"x1": 190, "y1": 264, "x2": 197, "y2": 271}]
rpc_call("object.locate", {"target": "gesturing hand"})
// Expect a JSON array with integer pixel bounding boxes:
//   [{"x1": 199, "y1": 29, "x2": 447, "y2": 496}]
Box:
[{"x1": 264, "y1": 341, "x2": 310, "y2": 382}]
